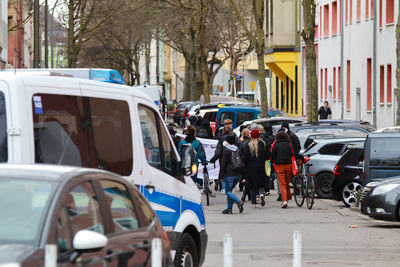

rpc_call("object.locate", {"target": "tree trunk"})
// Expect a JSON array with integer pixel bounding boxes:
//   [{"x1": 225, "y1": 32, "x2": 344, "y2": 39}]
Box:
[
  {"x1": 302, "y1": 0, "x2": 318, "y2": 122},
  {"x1": 254, "y1": 0, "x2": 268, "y2": 117},
  {"x1": 183, "y1": 59, "x2": 192, "y2": 101},
  {"x1": 67, "y1": 0, "x2": 77, "y2": 67},
  {"x1": 145, "y1": 40, "x2": 151, "y2": 84},
  {"x1": 396, "y1": 2, "x2": 400, "y2": 125}
]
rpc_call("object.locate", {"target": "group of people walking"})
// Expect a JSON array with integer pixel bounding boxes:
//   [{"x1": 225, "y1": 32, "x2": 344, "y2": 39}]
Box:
[{"x1": 172, "y1": 117, "x2": 301, "y2": 214}]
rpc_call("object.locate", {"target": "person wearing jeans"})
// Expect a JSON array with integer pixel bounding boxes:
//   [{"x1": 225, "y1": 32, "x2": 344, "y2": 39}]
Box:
[
  {"x1": 224, "y1": 176, "x2": 242, "y2": 212},
  {"x1": 219, "y1": 134, "x2": 244, "y2": 214}
]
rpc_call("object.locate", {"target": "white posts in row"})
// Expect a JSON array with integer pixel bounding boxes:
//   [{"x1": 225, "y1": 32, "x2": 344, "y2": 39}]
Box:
[
  {"x1": 223, "y1": 233, "x2": 233, "y2": 267},
  {"x1": 152, "y1": 238, "x2": 162, "y2": 267},
  {"x1": 293, "y1": 230, "x2": 302, "y2": 267}
]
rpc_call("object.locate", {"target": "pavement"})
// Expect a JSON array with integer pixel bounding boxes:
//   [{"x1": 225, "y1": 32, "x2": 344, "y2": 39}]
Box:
[{"x1": 202, "y1": 188, "x2": 400, "y2": 267}]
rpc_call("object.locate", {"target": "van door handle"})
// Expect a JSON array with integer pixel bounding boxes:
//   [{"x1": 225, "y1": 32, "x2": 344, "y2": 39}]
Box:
[
  {"x1": 129, "y1": 241, "x2": 151, "y2": 251},
  {"x1": 145, "y1": 184, "x2": 155, "y2": 190}
]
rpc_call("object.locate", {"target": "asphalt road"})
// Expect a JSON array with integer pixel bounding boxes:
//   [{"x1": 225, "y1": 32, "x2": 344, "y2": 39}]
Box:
[{"x1": 202, "y1": 188, "x2": 400, "y2": 267}]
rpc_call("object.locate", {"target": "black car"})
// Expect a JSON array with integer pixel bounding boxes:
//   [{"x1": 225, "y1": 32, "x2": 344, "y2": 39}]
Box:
[
  {"x1": 0, "y1": 164, "x2": 172, "y2": 266},
  {"x1": 331, "y1": 144, "x2": 364, "y2": 207},
  {"x1": 360, "y1": 177, "x2": 400, "y2": 221},
  {"x1": 173, "y1": 101, "x2": 192, "y2": 124}
]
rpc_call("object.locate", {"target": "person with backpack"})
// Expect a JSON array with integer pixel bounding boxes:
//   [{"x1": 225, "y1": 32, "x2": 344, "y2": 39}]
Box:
[
  {"x1": 243, "y1": 129, "x2": 270, "y2": 208},
  {"x1": 178, "y1": 125, "x2": 206, "y2": 187},
  {"x1": 281, "y1": 122, "x2": 301, "y2": 158},
  {"x1": 219, "y1": 134, "x2": 244, "y2": 214}
]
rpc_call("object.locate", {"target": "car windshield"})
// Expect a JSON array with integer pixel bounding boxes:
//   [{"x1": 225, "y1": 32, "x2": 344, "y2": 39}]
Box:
[
  {"x1": 0, "y1": 92, "x2": 6, "y2": 162},
  {"x1": 0, "y1": 178, "x2": 54, "y2": 243}
]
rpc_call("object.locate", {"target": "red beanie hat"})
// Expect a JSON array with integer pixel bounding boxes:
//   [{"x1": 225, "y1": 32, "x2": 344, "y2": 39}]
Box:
[{"x1": 251, "y1": 129, "x2": 260, "y2": 139}]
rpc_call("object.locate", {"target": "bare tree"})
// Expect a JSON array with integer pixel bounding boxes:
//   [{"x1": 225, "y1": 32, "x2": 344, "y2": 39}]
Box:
[
  {"x1": 301, "y1": 0, "x2": 318, "y2": 122},
  {"x1": 229, "y1": 0, "x2": 269, "y2": 117}
]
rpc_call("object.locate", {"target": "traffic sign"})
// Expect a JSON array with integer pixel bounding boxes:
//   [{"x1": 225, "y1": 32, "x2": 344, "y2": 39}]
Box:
[
  {"x1": 235, "y1": 75, "x2": 243, "y2": 80},
  {"x1": 250, "y1": 81, "x2": 256, "y2": 90}
]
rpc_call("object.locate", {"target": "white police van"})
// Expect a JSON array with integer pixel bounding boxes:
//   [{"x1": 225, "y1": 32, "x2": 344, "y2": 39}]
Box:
[{"x1": 0, "y1": 70, "x2": 207, "y2": 267}]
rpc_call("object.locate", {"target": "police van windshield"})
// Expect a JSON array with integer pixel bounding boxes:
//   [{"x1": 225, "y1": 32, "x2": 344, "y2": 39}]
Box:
[{"x1": 0, "y1": 92, "x2": 6, "y2": 163}]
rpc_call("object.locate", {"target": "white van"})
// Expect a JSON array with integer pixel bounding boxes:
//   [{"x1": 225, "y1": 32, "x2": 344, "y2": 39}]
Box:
[
  {"x1": 0, "y1": 73, "x2": 207, "y2": 267},
  {"x1": 133, "y1": 85, "x2": 162, "y2": 110}
]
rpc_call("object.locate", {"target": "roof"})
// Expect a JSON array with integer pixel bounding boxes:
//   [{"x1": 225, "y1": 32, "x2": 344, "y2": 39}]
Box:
[
  {"x1": 0, "y1": 74, "x2": 153, "y2": 103},
  {"x1": 368, "y1": 131, "x2": 400, "y2": 137},
  {"x1": 219, "y1": 106, "x2": 260, "y2": 111},
  {"x1": 0, "y1": 164, "x2": 112, "y2": 182},
  {"x1": 253, "y1": 117, "x2": 304, "y2": 123},
  {"x1": 313, "y1": 137, "x2": 366, "y2": 145}
]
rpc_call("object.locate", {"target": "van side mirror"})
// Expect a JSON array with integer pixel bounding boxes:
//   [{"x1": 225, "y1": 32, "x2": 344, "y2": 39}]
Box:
[{"x1": 180, "y1": 144, "x2": 197, "y2": 176}]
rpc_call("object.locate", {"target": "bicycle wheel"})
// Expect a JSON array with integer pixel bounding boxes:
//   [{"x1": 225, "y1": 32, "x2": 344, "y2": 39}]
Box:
[
  {"x1": 204, "y1": 173, "x2": 210, "y2": 206},
  {"x1": 293, "y1": 174, "x2": 305, "y2": 207},
  {"x1": 306, "y1": 175, "x2": 315, "y2": 209}
]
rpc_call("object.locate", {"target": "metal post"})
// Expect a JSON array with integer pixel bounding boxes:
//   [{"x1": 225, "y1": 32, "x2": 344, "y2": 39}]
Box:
[
  {"x1": 223, "y1": 233, "x2": 232, "y2": 267},
  {"x1": 293, "y1": 231, "x2": 302, "y2": 267},
  {"x1": 44, "y1": 0, "x2": 49, "y2": 68},
  {"x1": 234, "y1": 77, "x2": 237, "y2": 106},
  {"x1": 340, "y1": 0, "x2": 344, "y2": 119},
  {"x1": 33, "y1": 0, "x2": 40, "y2": 68},
  {"x1": 372, "y1": 0, "x2": 377, "y2": 128},
  {"x1": 151, "y1": 238, "x2": 162, "y2": 267}
]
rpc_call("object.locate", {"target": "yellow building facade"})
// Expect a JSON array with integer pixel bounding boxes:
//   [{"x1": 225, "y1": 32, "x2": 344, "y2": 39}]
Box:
[{"x1": 265, "y1": 0, "x2": 303, "y2": 117}]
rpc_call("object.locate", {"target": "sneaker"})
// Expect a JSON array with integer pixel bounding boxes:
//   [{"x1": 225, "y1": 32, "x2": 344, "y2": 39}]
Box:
[
  {"x1": 221, "y1": 189, "x2": 225, "y2": 193},
  {"x1": 264, "y1": 192, "x2": 270, "y2": 196},
  {"x1": 260, "y1": 195, "x2": 265, "y2": 206},
  {"x1": 199, "y1": 189, "x2": 204, "y2": 194},
  {"x1": 237, "y1": 201, "x2": 244, "y2": 213},
  {"x1": 222, "y1": 209, "x2": 232, "y2": 214},
  {"x1": 276, "y1": 194, "x2": 282, "y2": 201},
  {"x1": 281, "y1": 201, "x2": 288, "y2": 208}
]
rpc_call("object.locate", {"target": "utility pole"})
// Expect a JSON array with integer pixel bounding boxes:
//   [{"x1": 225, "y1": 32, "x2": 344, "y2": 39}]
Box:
[
  {"x1": 33, "y1": 0, "x2": 40, "y2": 68},
  {"x1": 44, "y1": 0, "x2": 49, "y2": 68}
]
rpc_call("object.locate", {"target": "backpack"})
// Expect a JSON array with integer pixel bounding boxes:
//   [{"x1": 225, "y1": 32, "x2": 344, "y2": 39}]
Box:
[{"x1": 230, "y1": 149, "x2": 245, "y2": 171}]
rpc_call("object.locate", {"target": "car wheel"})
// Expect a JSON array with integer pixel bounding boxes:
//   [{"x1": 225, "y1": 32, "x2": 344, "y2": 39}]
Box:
[
  {"x1": 341, "y1": 181, "x2": 362, "y2": 207},
  {"x1": 174, "y1": 233, "x2": 198, "y2": 267},
  {"x1": 315, "y1": 172, "x2": 334, "y2": 199}
]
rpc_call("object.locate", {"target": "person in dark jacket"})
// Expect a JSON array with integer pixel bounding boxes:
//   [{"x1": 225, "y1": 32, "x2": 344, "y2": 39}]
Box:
[
  {"x1": 239, "y1": 128, "x2": 251, "y2": 199},
  {"x1": 196, "y1": 118, "x2": 214, "y2": 139},
  {"x1": 168, "y1": 123, "x2": 181, "y2": 150},
  {"x1": 178, "y1": 125, "x2": 206, "y2": 187},
  {"x1": 271, "y1": 131, "x2": 293, "y2": 208},
  {"x1": 243, "y1": 129, "x2": 270, "y2": 208},
  {"x1": 281, "y1": 122, "x2": 301, "y2": 158},
  {"x1": 318, "y1": 101, "x2": 332, "y2": 119},
  {"x1": 219, "y1": 134, "x2": 244, "y2": 214}
]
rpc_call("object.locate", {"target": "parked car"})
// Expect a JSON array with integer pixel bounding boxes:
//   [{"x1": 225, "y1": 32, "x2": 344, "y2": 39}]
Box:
[
  {"x1": 173, "y1": 101, "x2": 193, "y2": 124},
  {"x1": 302, "y1": 137, "x2": 366, "y2": 198},
  {"x1": 360, "y1": 177, "x2": 400, "y2": 221},
  {"x1": 0, "y1": 72, "x2": 207, "y2": 267},
  {"x1": 0, "y1": 164, "x2": 172, "y2": 266},
  {"x1": 331, "y1": 144, "x2": 364, "y2": 207},
  {"x1": 233, "y1": 117, "x2": 305, "y2": 136},
  {"x1": 363, "y1": 131, "x2": 400, "y2": 186},
  {"x1": 180, "y1": 101, "x2": 200, "y2": 126},
  {"x1": 291, "y1": 122, "x2": 374, "y2": 134}
]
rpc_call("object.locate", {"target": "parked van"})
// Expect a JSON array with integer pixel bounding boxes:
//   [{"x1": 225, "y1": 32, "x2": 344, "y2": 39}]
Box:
[
  {"x1": 363, "y1": 131, "x2": 400, "y2": 185},
  {"x1": 216, "y1": 106, "x2": 261, "y2": 129},
  {"x1": 133, "y1": 85, "x2": 162, "y2": 110},
  {"x1": 0, "y1": 73, "x2": 206, "y2": 267}
]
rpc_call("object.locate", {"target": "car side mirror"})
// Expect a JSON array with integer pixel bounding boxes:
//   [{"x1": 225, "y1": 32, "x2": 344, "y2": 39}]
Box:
[
  {"x1": 180, "y1": 144, "x2": 197, "y2": 176},
  {"x1": 73, "y1": 230, "x2": 108, "y2": 251}
]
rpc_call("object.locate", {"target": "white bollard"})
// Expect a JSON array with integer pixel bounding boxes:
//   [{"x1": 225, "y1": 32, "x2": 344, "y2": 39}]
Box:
[
  {"x1": 223, "y1": 233, "x2": 233, "y2": 267},
  {"x1": 44, "y1": 244, "x2": 57, "y2": 267},
  {"x1": 152, "y1": 238, "x2": 162, "y2": 267},
  {"x1": 293, "y1": 230, "x2": 302, "y2": 267}
]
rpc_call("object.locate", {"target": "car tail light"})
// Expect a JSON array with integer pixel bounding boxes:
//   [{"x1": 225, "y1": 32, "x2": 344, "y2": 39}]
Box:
[
  {"x1": 163, "y1": 230, "x2": 171, "y2": 250},
  {"x1": 187, "y1": 113, "x2": 190, "y2": 118},
  {"x1": 303, "y1": 156, "x2": 310, "y2": 163},
  {"x1": 174, "y1": 108, "x2": 178, "y2": 114},
  {"x1": 333, "y1": 164, "x2": 341, "y2": 175},
  {"x1": 182, "y1": 109, "x2": 187, "y2": 118}
]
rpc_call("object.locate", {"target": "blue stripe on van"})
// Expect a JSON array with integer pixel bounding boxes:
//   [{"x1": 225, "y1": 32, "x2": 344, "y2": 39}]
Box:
[
  {"x1": 142, "y1": 187, "x2": 205, "y2": 229},
  {"x1": 154, "y1": 100, "x2": 159, "y2": 106}
]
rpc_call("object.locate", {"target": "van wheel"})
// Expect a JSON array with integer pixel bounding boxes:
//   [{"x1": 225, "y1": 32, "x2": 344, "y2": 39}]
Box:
[
  {"x1": 174, "y1": 233, "x2": 198, "y2": 267},
  {"x1": 315, "y1": 172, "x2": 333, "y2": 199}
]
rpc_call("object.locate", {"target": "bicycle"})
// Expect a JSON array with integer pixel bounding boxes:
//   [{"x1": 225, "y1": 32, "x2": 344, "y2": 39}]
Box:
[
  {"x1": 201, "y1": 161, "x2": 215, "y2": 206},
  {"x1": 293, "y1": 157, "x2": 315, "y2": 209}
]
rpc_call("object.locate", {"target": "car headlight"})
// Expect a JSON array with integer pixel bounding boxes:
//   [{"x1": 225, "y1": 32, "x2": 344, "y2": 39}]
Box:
[{"x1": 371, "y1": 184, "x2": 399, "y2": 196}]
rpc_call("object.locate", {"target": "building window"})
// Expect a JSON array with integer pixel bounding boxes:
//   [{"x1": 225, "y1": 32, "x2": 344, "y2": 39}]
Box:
[
  {"x1": 366, "y1": 0, "x2": 370, "y2": 18},
  {"x1": 320, "y1": 6, "x2": 323, "y2": 37},
  {"x1": 338, "y1": 66, "x2": 342, "y2": 100},
  {"x1": 346, "y1": 61, "x2": 351, "y2": 109},
  {"x1": 286, "y1": 76, "x2": 289, "y2": 113},
  {"x1": 320, "y1": 69, "x2": 324, "y2": 99},
  {"x1": 367, "y1": 58, "x2": 372, "y2": 111},
  {"x1": 270, "y1": 0, "x2": 273, "y2": 34},
  {"x1": 281, "y1": 81, "x2": 284, "y2": 109},
  {"x1": 379, "y1": 0, "x2": 383, "y2": 27},
  {"x1": 387, "y1": 64, "x2": 392, "y2": 103},
  {"x1": 386, "y1": 0, "x2": 394, "y2": 24},
  {"x1": 371, "y1": 0, "x2": 374, "y2": 18},
  {"x1": 350, "y1": 0, "x2": 353, "y2": 22},
  {"x1": 324, "y1": 4, "x2": 329, "y2": 37},
  {"x1": 276, "y1": 76, "x2": 279, "y2": 109},
  {"x1": 380, "y1": 65, "x2": 385, "y2": 103},
  {"x1": 290, "y1": 81, "x2": 294, "y2": 113},
  {"x1": 357, "y1": 0, "x2": 361, "y2": 21},
  {"x1": 332, "y1": 1, "x2": 338, "y2": 34},
  {"x1": 295, "y1": 66, "x2": 298, "y2": 114},
  {"x1": 266, "y1": 0, "x2": 269, "y2": 35},
  {"x1": 333, "y1": 67, "x2": 337, "y2": 100},
  {"x1": 346, "y1": 0, "x2": 349, "y2": 23},
  {"x1": 325, "y1": 68, "x2": 328, "y2": 100}
]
